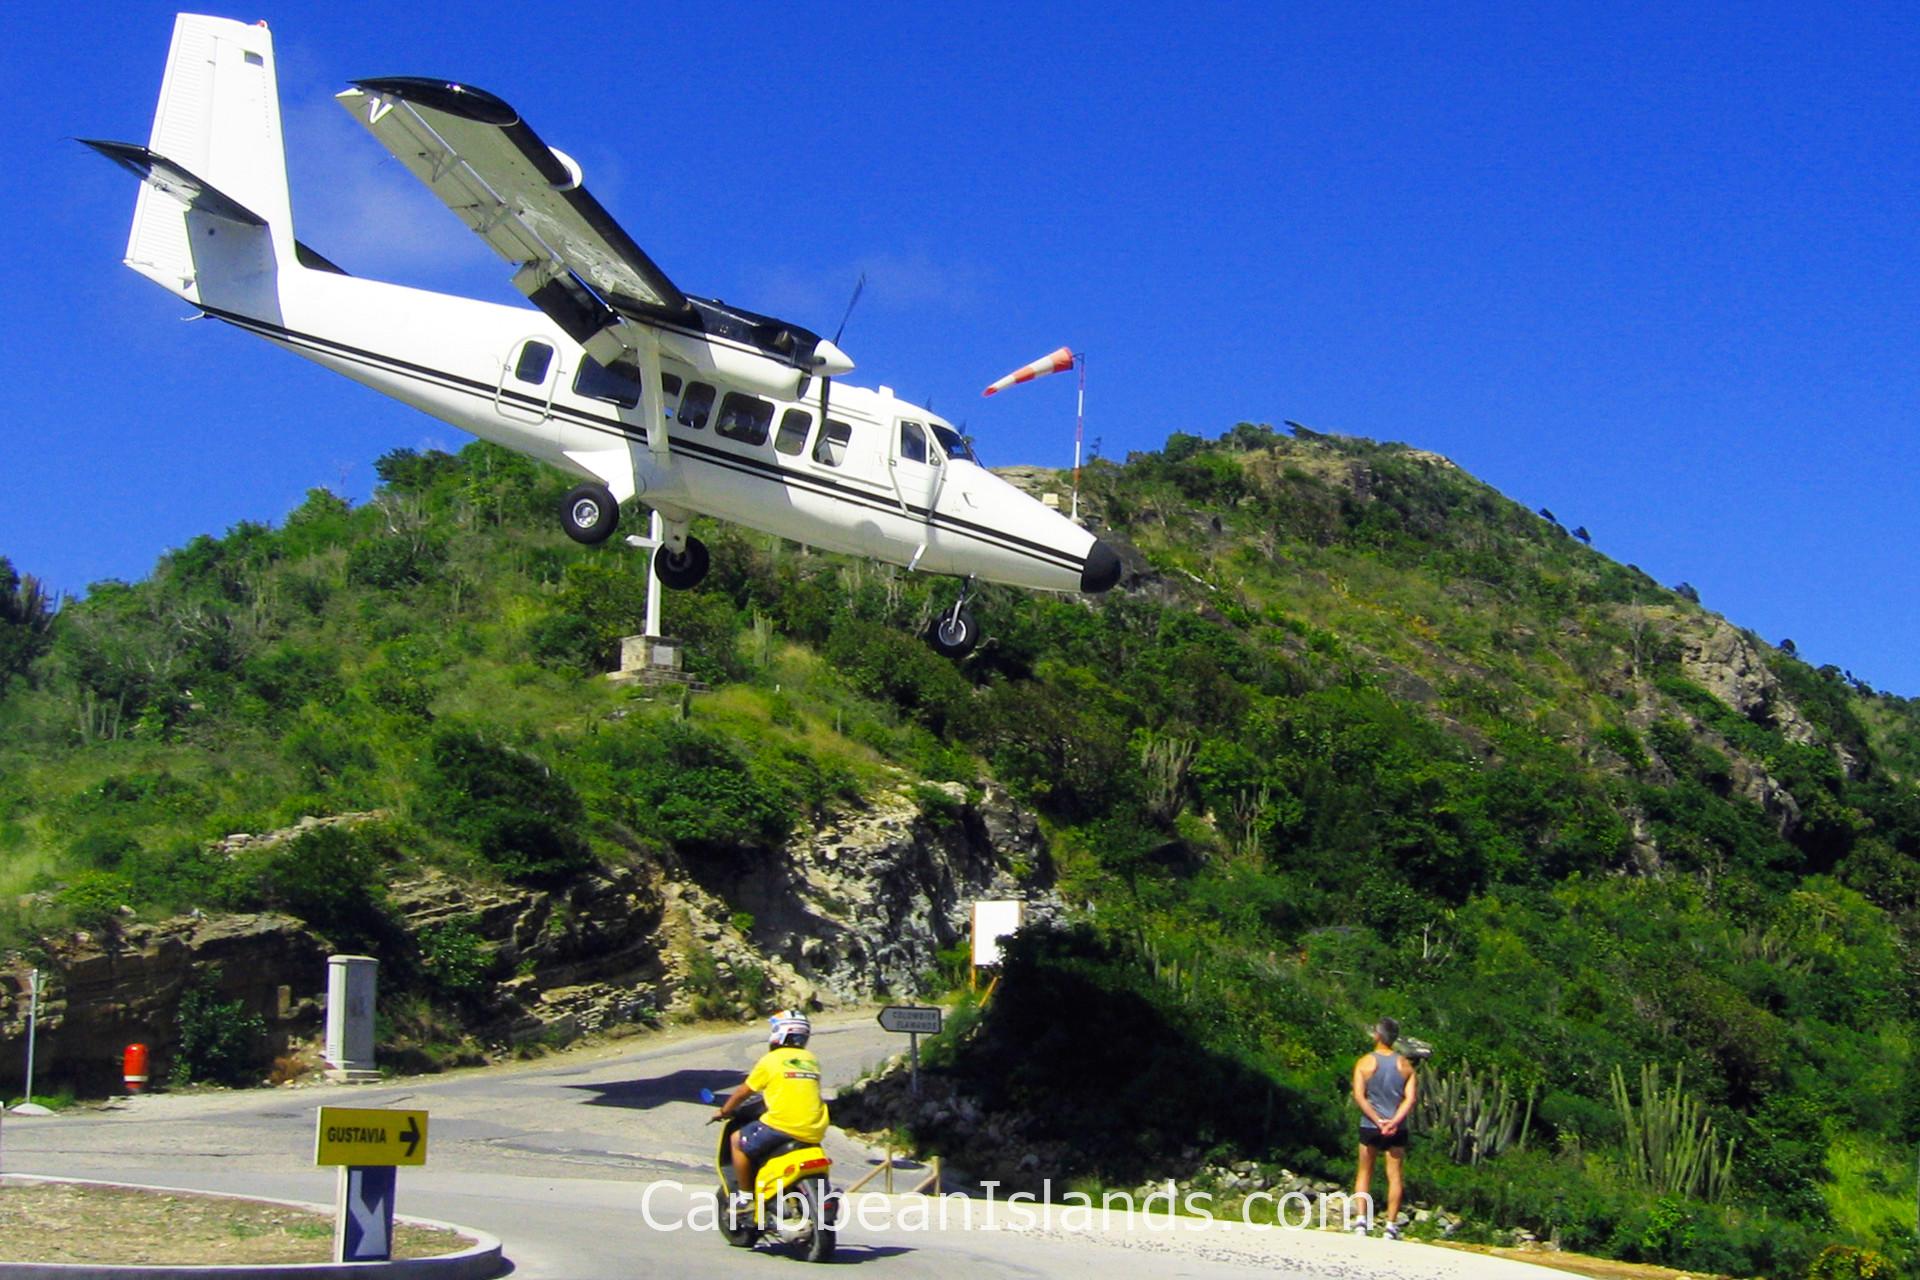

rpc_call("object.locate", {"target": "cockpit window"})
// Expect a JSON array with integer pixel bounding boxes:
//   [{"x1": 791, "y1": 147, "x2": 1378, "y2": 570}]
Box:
[
  {"x1": 900, "y1": 420, "x2": 930, "y2": 465},
  {"x1": 930, "y1": 423, "x2": 974, "y2": 462}
]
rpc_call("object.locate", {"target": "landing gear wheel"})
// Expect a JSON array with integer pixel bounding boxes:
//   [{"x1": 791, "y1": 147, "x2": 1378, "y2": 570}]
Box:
[
  {"x1": 927, "y1": 603, "x2": 980, "y2": 658},
  {"x1": 653, "y1": 536, "x2": 710, "y2": 590},
  {"x1": 560, "y1": 483, "x2": 619, "y2": 545}
]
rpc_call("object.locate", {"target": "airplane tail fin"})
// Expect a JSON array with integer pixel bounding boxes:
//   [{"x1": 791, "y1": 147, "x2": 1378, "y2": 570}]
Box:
[{"x1": 86, "y1": 14, "x2": 297, "y2": 310}]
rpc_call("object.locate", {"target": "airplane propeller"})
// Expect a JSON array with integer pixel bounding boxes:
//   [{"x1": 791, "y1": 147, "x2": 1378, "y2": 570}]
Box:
[{"x1": 819, "y1": 273, "x2": 866, "y2": 427}]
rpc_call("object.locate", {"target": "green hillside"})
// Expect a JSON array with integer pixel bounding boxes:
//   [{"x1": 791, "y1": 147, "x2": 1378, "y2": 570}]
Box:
[{"x1": 3, "y1": 425, "x2": 1917, "y2": 1276}]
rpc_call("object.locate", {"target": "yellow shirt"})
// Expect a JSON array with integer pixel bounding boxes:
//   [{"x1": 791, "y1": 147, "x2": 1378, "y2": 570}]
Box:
[{"x1": 746, "y1": 1047, "x2": 830, "y2": 1144}]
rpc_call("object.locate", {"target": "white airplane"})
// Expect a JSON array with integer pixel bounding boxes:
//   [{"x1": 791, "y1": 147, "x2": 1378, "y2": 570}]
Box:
[{"x1": 85, "y1": 14, "x2": 1120, "y2": 657}]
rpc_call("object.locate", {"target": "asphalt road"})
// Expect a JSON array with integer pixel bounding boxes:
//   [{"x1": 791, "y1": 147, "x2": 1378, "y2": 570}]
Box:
[{"x1": 0, "y1": 1013, "x2": 1559, "y2": 1278}]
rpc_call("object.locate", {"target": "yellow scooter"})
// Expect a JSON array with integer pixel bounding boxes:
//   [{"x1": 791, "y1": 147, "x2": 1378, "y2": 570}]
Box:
[{"x1": 700, "y1": 1086, "x2": 839, "y2": 1261}]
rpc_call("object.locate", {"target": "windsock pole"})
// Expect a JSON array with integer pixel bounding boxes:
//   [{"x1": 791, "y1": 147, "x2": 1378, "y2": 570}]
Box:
[
  {"x1": 982, "y1": 345, "x2": 1083, "y2": 518},
  {"x1": 1072, "y1": 354, "x2": 1086, "y2": 522}
]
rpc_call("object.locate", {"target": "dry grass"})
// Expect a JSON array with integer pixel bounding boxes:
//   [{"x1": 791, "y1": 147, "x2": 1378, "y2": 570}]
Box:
[{"x1": 0, "y1": 1180, "x2": 471, "y2": 1265}]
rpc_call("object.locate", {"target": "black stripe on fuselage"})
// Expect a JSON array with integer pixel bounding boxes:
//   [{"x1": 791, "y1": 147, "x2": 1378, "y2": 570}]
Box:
[{"x1": 200, "y1": 307, "x2": 1086, "y2": 576}]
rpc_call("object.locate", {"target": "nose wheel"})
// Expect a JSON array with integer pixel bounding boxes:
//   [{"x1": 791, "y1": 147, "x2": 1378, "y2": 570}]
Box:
[{"x1": 926, "y1": 580, "x2": 980, "y2": 658}]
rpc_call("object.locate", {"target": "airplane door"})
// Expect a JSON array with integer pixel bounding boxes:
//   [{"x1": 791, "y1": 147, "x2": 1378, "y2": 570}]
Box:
[
  {"x1": 496, "y1": 337, "x2": 559, "y2": 426},
  {"x1": 891, "y1": 418, "x2": 945, "y2": 518}
]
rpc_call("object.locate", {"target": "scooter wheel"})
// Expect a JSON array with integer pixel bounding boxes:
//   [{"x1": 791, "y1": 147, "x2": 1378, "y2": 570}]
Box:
[
  {"x1": 715, "y1": 1190, "x2": 757, "y2": 1248},
  {"x1": 803, "y1": 1181, "x2": 836, "y2": 1262}
]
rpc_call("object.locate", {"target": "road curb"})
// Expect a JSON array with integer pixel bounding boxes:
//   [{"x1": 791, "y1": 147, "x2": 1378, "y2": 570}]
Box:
[{"x1": 0, "y1": 1175, "x2": 505, "y2": 1280}]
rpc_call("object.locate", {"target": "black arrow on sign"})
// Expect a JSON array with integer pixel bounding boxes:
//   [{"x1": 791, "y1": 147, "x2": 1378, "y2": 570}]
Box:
[{"x1": 400, "y1": 1116, "x2": 421, "y2": 1159}]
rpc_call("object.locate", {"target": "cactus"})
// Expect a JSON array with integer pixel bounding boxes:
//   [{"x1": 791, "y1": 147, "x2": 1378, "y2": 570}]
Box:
[
  {"x1": 1609, "y1": 1063, "x2": 1736, "y2": 1203},
  {"x1": 1413, "y1": 1062, "x2": 1535, "y2": 1166}
]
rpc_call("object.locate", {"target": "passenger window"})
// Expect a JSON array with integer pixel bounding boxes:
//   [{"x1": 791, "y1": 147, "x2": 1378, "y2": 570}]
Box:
[
  {"x1": 774, "y1": 409, "x2": 811, "y2": 456},
  {"x1": 899, "y1": 420, "x2": 929, "y2": 465},
  {"x1": 678, "y1": 382, "x2": 715, "y2": 430},
  {"x1": 514, "y1": 341, "x2": 554, "y2": 384},
  {"x1": 573, "y1": 356, "x2": 641, "y2": 408},
  {"x1": 716, "y1": 393, "x2": 774, "y2": 446},
  {"x1": 813, "y1": 419, "x2": 852, "y2": 467},
  {"x1": 660, "y1": 373, "x2": 683, "y2": 420}
]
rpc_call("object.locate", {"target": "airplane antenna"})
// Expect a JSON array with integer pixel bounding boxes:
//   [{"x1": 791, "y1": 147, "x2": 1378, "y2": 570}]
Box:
[{"x1": 833, "y1": 273, "x2": 866, "y2": 345}]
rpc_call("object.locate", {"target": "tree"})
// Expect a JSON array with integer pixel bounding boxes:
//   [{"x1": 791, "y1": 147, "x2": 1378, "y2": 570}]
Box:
[{"x1": 0, "y1": 556, "x2": 56, "y2": 685}]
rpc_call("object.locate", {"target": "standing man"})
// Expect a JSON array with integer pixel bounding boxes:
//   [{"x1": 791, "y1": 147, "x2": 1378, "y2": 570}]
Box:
[{"x1": 1350, "y1": 1017, "x2": 1417, "y2": 1239}]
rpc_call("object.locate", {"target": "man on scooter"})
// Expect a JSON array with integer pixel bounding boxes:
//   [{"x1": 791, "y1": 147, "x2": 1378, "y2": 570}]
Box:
[{"x1": 713, "y1": 1010, "x2": 831, "y2": 1213}]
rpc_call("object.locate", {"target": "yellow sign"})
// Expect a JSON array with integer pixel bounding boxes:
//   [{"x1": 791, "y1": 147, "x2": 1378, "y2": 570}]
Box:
[{"x1": 314, "y1": 1107, "x2": 428, "y2": 1167}]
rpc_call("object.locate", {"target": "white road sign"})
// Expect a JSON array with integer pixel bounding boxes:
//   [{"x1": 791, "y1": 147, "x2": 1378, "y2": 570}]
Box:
[{"x1": 877, "y1": 1005, "x2": 943, "y2": 1035}]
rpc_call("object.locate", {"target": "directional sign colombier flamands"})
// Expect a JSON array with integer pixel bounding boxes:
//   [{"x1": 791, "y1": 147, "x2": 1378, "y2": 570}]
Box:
[
  {"x1": 877, "y1": 1005, "x2": 943, "y2": 1035},
  {"x1": 315, "y1": 1106, "x2": 428, "y2": 1166}
]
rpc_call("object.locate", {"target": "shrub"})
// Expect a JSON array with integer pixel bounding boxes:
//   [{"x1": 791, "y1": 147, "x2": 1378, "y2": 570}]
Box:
[
  {"x1": 243, "y1": 825, "x2": 396, "y2": 951},
  {"x1": 1809, "y1": 1244, "x2": 1899, "y2": 1279},
  {"x1": 345, "y1": 535, "x2": 445, "y2": 589},
  {"x1": 578, "y1": 720, "x2": 792, "y2": 852},
  {"x1": 825, "y1": 620, "x2": 975, "y2": 736},
  {"x1": 418, "y1": 916, "x2": 491, "y2": 997},
  {"x1": 57, "y1": 870, "x2": 132, "y2": 931},
  {"x1": 171, "y1": 966, "x2": 266, "y2": 1086},
  {"x1": 417, "y1": 729, "x2": 593, "y2": 883}
]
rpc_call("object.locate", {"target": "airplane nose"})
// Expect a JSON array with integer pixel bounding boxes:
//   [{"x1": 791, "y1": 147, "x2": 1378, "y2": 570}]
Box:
[{"x1": 1079, "y1": 539, "x2": 1122, "y2": 593}]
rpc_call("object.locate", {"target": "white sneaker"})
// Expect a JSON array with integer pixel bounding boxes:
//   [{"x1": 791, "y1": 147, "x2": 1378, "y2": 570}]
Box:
[
  {"x1": 728, "y1": 1190, "x2": 753, "y2": 1213},
  {"x1": 1351, "y1": 1219, "x2": 1371, "y2": 1235},
  {"x1": 1384, "y1": 1222, "x2": 1402, "y2": 1241}
]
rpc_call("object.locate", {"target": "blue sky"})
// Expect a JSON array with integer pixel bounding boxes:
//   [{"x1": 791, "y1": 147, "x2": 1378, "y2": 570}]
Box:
[{"x1": 7, "y1": 2, "x2": 1917, "y2": 692}]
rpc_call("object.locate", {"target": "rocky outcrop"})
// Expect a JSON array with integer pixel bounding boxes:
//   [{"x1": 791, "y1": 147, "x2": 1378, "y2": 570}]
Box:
[
  {"x1": 0, "y1": 912, "x2": 329, "y2": 1095},
  {"x1": 677, "y1": 782, "x2": 1052, "y2": 1002},
  {"x1": 1677, "y1": 618, "x2": 1859, "y2": 776},
  {"x1": 0, "y1": 784, "x2": 1053, "y2": 1092}
]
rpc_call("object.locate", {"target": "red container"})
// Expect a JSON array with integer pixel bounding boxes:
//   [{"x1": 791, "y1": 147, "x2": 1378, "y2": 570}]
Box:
[{"x1": 123, "y1": 1043, "x2": 150, "y2": 1093}]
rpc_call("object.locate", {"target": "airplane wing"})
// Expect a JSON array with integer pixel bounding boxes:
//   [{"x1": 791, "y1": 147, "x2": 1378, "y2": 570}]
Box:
[{"x1": 336, "y1": 77, "x2": 691, "y2": 341}]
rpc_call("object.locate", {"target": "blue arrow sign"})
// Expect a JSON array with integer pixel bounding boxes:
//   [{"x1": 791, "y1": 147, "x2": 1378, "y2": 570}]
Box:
[{"x1": 338, "y1": 1165, "x2": 397, "y2": 1262}]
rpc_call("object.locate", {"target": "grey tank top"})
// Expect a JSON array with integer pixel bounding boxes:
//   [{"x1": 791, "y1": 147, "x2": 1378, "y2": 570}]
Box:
[{"x1": 1363, "y1": 1051, "x2": 1405, "y2": 1122}]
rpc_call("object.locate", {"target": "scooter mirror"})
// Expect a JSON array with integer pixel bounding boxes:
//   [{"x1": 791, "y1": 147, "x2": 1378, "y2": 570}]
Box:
[{"x1": 698, "y1": 1087, "x2": 716, "y2": 1104}]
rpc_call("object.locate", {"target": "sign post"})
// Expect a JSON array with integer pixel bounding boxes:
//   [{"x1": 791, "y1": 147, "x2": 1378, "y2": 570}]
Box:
[
  {"x1": 877, "y1": 1005, "x2": 943, "y2": 1099},
  {"x1": 23, "y1": 970, "x2": 37, "y2": 1107},
  {"x1": 315, "y1": 1106, "x2": 428, "y2": 1263}
]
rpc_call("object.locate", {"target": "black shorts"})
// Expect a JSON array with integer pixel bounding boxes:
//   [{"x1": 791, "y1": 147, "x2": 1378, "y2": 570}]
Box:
[{"x1": 1359, "y1": 1126, "x2": 1408, "y2": 1151}]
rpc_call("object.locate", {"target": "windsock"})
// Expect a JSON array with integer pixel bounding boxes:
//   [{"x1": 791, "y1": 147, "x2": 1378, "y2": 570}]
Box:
[{"x1": 983, "y1": 346, "x2": 1076, "y2": 396}]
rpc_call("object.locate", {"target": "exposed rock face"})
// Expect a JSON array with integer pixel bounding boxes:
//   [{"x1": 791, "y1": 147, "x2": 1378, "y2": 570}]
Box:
[
  {"x1": 1677, "y1": 618, "x2": 1858, "y2": 775},
  {"x1": 0, "y1": 784, "x2": 1052, "y2": 1092},
  {"x1": 387, "y1": 861, "x2": 673, "y2": 1044},
  {"x1": 0, "y1": 912, "x2": 329, "y2": 1095},
  {"x1": 672, "y1": 782, "x2": 1053, "y2": 1002}
]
